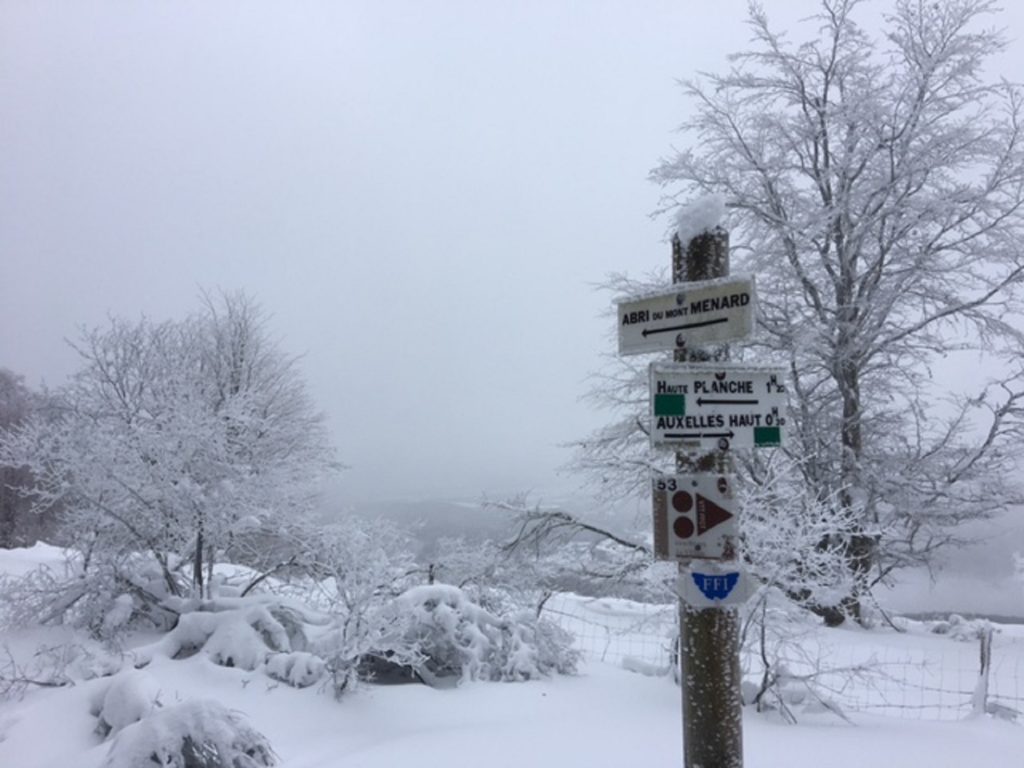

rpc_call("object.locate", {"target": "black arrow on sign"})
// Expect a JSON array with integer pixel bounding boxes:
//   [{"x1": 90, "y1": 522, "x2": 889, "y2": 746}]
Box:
[
  {"x1": 641, "y1": 317, "x2": 728, "y2": 337},
  {"x1": 664, "y1": 430, "x2": 735, "y2": 440},
  {"x1": 697, "y1": 397, "x2": 759, "y2": 406}
]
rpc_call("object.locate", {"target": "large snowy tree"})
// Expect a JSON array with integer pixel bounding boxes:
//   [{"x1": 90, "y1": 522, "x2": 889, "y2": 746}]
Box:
[
  {"x1": 577, "y1": 0, "x2": 1024, "y2": 624},
  {"x1": 0, "y1": 292, "x2": 337, "y2": 598}
]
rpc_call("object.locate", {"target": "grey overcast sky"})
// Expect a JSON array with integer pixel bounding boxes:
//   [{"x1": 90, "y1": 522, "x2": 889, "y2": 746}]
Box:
[{"x1": 4, "y1": 1, "x2": 1024, "y2": 504}]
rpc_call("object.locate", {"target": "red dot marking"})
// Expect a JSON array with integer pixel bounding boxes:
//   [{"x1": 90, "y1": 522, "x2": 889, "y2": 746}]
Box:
[
  {"x1": 672, "y1": 492, "x2": 693, "y2": 513},
  {"x1": 673, "y1": 516, "x2": 695, "y2": 539}
]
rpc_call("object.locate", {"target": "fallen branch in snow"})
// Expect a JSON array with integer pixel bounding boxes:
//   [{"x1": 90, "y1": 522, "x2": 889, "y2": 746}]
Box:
[{"x1": 0, "y1": 644, "x2": 73, "y2": 700}]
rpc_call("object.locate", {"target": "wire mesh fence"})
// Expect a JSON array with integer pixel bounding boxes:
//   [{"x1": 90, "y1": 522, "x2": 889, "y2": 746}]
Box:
[
  {"x1": 542, "y1": 593, "x2": 677, "y2": 669},
  {"x1": 540, "y1": 592, "x2": 1024, "y2": 721}
]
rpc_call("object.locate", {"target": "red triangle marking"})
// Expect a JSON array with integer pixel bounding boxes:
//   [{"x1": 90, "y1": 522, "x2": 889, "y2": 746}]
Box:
[{"x1": 696, "y1": 494, "x2": 733, "y2": 535}]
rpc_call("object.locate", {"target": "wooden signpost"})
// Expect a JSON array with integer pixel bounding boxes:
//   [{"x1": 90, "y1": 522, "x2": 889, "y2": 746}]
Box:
[{"x1": 616, "y1": 220, "x2": 786, "y2": 768}]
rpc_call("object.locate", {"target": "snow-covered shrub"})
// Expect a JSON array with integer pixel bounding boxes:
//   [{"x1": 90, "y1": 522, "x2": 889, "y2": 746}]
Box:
[
  {"x1": 377, "y1": 584, "x2": 579, "y2": 685},
  {"x1": 0, "y1": 549, "x2": 181, "y2": 640},
  {"x1": 312, "y1": 602, "x2": 425, "y2": 696},
  {"x1": 136, "y1": 602, "x2": 303, "y2": 669},
  {"x1": 312, "y1": 583, "x2": 579, "y2": 696},
  {"x1": 285, "y1": 516, "x2": 423, "y2": 695},
  {"x1": 386, "y1": 585, "x2": 491, "y2": 682},
  {"x1": 93, "y1": 669, "x2": 161, "y2": 737},
  {"x1": 2, "y1": 636, "x2": 124, "y2": 702},
  {"x1": 498, "y1": 608, "x2": 579, "y2": 681},
  {"x1": 100, "y1": 594, "x2": 136, "y2": 637},
  {"x1": 203, "y1": 615, "x2": 272, "y2": 671},
  {"x1": 259, "y1": 603, "x2": 311, "y2": 653},
  {"x1": 131, "y1": 597, "x2": 334, "y2": 690},
  {"x1": 929, "y1": 614, "x2": 996, "y2": 642},
  {"x1": 530, "y1": 612, "x2": 579, "y2": 673},
  {"x1": 102, "y1": 699, "x2": 275, "y2": 768},
  {"x1": 265, "y1": 651, "x2": 324, "y2": 688}
]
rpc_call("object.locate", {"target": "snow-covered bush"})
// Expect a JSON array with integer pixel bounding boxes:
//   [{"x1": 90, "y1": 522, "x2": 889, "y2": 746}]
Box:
[
  {"x1": 312, "y1": 599, "x2": 425, "y2": 696},
  {"x1": 0, "y1": 549, "x2": 183, "y2": 640},
  {"x1": 1, "y1": 636, "x2": 123, "y2": 701},
  {"x1": 375, "y1": 584, "x2": 579, "y2": 685},
  {"x1": 498, "y1": 607, "x2": 579, "y2": 681},
  {"x1": 92, "y1": 669, "x2": 161, "y2": 737},
  {"x1": 312, "y1": 583, "x2": 579, "y2": 696},
  {"x1": 929, "y1": 614, "x2": 997, "y2": 642},
  {"x1": 265, "y1": 651, "x2": 324, "y2": 688},
  {"x1": 1, "y1": 512, "x2": 578, "y2": 707},
  {"x1": 283, "y1": 515, "x2": 423, "y2": 695},
  {"x1": 135, "y1": 598, "x2": 322, "y2": 671},
  {"x1": 102, "y1": 699, "x2": 275, "y2": 768}
]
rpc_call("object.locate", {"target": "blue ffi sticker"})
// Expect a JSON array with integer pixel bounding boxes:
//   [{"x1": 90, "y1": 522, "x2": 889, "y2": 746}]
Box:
[{"x1": 691, "y1": 571, "x2": 739, "y2": 601}]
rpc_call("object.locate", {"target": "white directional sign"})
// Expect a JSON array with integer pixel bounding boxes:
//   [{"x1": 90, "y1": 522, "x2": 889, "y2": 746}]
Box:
[
  {"x1": 652, "y1": 473, "x2": 739, "y2": 562},
  {"x1": 616, "y1": 275, "x2": 756, "y2": 356},
  {"x1": 649, "y1": 362, "x2": 788, "y2": 451},
  {"x1": 677, "y1": 565, "x2": 757, "y2": 608}
]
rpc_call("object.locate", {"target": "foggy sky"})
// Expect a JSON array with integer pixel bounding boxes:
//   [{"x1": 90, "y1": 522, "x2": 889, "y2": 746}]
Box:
[{"x1": 4, "y1": 1, "x2": 1024, "y2": 504}]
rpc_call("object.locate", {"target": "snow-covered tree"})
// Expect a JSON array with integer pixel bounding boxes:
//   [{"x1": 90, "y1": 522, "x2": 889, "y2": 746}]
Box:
[
  {"x1": 0, "y1": 369, "x2": 61, "y2": 547},
  {"x1": 0, "y1": 369, "x2": 38, "y2": 547},
  {"x1": 578, "y1": 0, "x2": 1024, "y2": 624},
  {"x1": 0, "y1": 292, "x2": 338, "y2": 608}
]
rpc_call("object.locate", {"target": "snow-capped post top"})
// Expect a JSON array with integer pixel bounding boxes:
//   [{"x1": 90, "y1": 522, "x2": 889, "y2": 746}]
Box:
[{"x1": 675, "y1": 194, "x2": 726, "y2": 245}]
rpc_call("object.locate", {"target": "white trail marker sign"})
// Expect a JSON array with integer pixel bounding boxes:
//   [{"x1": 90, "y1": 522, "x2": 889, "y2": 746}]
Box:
[
  {"x1": 650, "y1": 362, "x2": 788, "y2": 451},
  {"x1": 617, "y1": 275, "x2": 755, "y2": 355}
]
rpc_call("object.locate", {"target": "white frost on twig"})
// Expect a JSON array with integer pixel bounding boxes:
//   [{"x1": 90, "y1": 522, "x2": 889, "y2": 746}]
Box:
[{"x1": 676, "y1": 195, "x2": 726, "y2": 244}]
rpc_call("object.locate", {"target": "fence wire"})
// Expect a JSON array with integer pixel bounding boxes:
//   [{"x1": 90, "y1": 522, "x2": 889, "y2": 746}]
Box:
[{"x1": 540, "y1": 593, "x2": 1024, "y2": 721}]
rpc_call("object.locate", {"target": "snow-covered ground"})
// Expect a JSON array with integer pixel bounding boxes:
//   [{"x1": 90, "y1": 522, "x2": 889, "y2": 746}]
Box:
[
  {"x1": 5, "y1": 651, "x2": 1024, "y2": 768},
  {"x1": 544, "y1": 592, "x2": 1024, "y2": 720},
  {"x1": 1, "y1": 544, "x2": 1023, "y2": 768}
]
